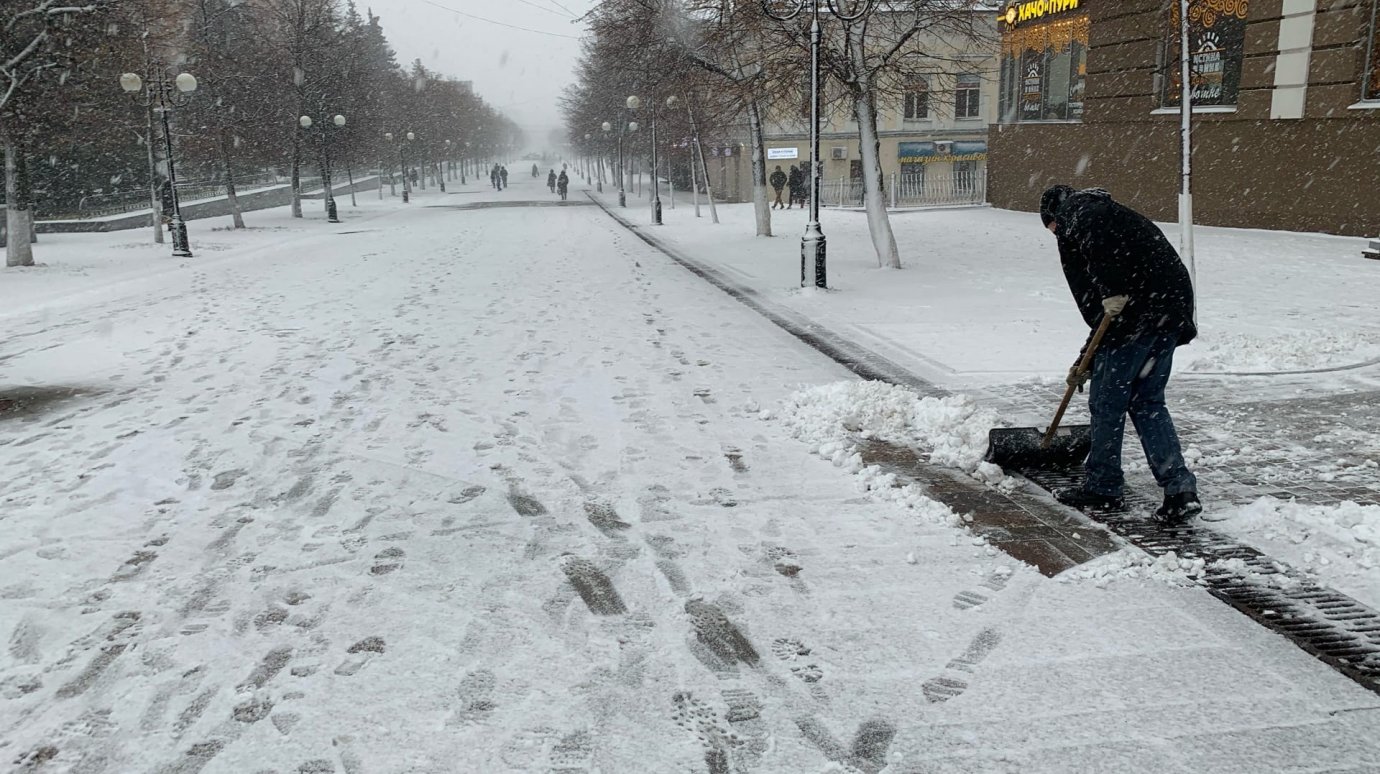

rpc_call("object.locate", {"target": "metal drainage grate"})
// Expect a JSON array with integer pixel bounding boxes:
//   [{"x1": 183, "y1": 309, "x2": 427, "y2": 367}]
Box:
[{"x1": 1017, "y1": 464, "x2": 1380, "y2": 695}]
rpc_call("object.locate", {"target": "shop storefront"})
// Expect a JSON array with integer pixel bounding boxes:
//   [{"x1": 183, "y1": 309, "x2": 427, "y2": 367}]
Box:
[
  {"x1": 987, "y1": 0, "x2": 1380, "y2": 237},
  {"x1": 998, "y1": 0, "x2": 1089, "y2": 123}
]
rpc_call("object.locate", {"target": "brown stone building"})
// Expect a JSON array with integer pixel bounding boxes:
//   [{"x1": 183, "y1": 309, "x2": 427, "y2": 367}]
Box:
[{"x1": 988, "y1": 0, "x2": 1380, "y2": 236}]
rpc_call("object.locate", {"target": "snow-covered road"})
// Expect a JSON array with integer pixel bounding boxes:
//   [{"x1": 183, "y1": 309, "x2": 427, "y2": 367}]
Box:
[{"x1": 3, "y1": 179, "x2": 1378, "y2": 773}]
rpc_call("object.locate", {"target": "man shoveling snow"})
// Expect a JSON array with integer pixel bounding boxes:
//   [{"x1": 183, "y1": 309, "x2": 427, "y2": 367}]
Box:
[{"x1": 1041, "y1": 185, "x2": 1203, "y2": 524}]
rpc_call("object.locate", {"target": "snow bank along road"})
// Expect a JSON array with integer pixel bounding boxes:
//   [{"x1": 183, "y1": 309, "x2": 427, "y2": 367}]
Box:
[{"x1": 3, "y1": 179, "x2": 1379, "y2": 772}]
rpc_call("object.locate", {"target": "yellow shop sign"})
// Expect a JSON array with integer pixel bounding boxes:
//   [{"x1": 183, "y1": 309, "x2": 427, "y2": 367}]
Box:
[{"x1": 1003, "y1": 0, "x2": 1080, "y2": 26}]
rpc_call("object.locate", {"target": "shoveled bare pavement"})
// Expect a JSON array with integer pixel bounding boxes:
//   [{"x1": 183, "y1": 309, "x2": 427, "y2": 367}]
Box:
[{"x1": 3, "y1": 178, "x2": 1378, "y2": 773}]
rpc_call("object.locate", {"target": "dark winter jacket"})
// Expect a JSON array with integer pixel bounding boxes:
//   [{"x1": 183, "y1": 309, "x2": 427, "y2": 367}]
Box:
[
  {"x1": 787, "y1": 167, "x2": 803, "y2": 193},
  {"x1": 770, "y1": 169, "x2": 787, "y2": 191},
  {"x1": 1052, "y1": 189, "x2": 1197, "y2": 349},
  {"x1": 556, "y1": 172, "x2": 569, "y2": 190}
]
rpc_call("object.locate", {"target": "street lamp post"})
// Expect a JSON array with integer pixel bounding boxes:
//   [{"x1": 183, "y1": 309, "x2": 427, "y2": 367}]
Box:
[
  {"x1": 600, "y1": 122, "x2": 612, "y2": 194},
  {"x1": 121, "y1": 65, "x2": 198, "y2": 258},
  {"x1": 299, "y1": 114, "x2": 346, "y2": 223},
  {"x1": 762, "y1": 0, "x2": 872, "y2": 288},
  {"x1": 584, "y1": 134, "x2": 593, "y2": 185},
  {"x1": 440, "y1": 140, "x2": 450, "y2": 192},
  {"x1": 627, "y1": 96, "x2": 662, "y2": 224}
]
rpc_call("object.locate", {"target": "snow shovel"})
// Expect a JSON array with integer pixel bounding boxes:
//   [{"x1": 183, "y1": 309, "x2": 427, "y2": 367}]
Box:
[{"x1": 984, "y1": 313, "x2": 1115, "y2": 470}]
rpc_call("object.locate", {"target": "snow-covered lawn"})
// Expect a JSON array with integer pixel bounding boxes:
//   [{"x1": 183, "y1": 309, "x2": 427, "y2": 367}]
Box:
[
  {"x1": 3, "y1": 178, "x2": 1379, "y2": 771},
  {"x1": 618, "y1": 193, "x2": 1379, "y2": 385}
]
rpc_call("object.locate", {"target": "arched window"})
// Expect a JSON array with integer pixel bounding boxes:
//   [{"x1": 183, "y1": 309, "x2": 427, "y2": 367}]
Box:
[{"x1": 904, "y1": 77, "x2": 930, "y2": 120}]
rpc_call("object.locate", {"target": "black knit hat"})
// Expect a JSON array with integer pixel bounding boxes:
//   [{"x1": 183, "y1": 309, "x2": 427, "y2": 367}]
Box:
[{"x1": 1040, "y1": 184, "x2": 1075, "y2": 227}]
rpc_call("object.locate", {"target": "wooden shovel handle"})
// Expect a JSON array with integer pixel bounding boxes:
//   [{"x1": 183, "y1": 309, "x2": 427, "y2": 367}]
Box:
[{"x1": 1041, "y1": 313, "x2": 1115, "y2": 448}]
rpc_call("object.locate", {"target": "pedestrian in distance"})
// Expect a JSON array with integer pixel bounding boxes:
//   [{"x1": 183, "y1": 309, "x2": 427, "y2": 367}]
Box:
[
  {"x1": 770, "y1": 165, "x2": 787, "y2": 210},
  {"x1": 499, "y1": 166, "x2": 509, "y2": 190},
  {"x1": 786, "y1": 165, "x2": 803, "y2": 209},
  {"x1": 490, "y1": 164, "x2": 500, "y2": 190},
  {"x1": 556, "y1": 169, "x2": 569, "y2": 201},
  {"x1": 532, "y1": 163, "x2": 539, "y2": 178},
  {"x1": 547, "y1": 169, "x2": 557, "y2": 193},
  {"x1": 1040, "y1": 185, "x2": 1202, "y2": 524}
]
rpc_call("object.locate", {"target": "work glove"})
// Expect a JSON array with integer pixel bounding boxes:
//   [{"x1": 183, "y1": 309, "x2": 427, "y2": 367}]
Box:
[
  {"x1": 1102, "y1": 295, "x2": 1130, "y2": 317},
  {"x1": 1066, "y1": 366, "x2": 1090, "y2": 393}
]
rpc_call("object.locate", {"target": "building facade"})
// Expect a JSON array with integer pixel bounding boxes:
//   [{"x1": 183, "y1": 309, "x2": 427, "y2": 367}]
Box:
[
  {"x1": 723, "y1": 11, "x2": 1001, "y2": 207},
  {"x1": 989, "y1": 0, "x2": 1380, "y2": 236}
]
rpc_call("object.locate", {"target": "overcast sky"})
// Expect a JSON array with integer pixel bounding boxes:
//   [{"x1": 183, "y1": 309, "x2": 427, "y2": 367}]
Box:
[{"x1": 362, "y1": 0, "x2": 600, "y2": 150}]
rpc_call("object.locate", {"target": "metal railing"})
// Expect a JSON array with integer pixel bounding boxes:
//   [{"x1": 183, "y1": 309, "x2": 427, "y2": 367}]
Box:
[
  {"x1": 44, "y1": 173, "x2": 338, "y2": 220},
  {"x1": 819, "y1": 171, "x2": 987, "y2": 209}
]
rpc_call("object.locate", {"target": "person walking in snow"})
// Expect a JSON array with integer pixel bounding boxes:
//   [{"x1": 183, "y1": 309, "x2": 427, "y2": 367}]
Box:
[
  {"x1": 499, "y1": 166, "x2": 509, "y2": 189},
  {"x1": 786, "y1": 165, "x2": 804, "y2": 209},
  {"x1": 490, "y1": 165, "x2": 500, "y2": 190},
  {"x1": 532, "y1": 163, "x2": 540, "y2": 178},
  {"x1": 1039, "y1": 185, "x2": 1201, "y2": 524},
  {"x1": 547, "y1": 169, "x2": 557, "y2": 193},
  {"x1": 556, "y1": 169, "x2": 569, "y2": 201},
  {"x1": 770, "y1": 165, "x2": 787, "y2": 210}
]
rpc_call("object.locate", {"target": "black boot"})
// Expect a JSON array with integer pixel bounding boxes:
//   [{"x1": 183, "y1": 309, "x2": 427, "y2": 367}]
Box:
[
  {"x1": 1155, "y1": 492, "x2": 1202, "y2": 525},
  {"x1": 1053, "y1": 487, "x2": 1125, "y2": 512}
]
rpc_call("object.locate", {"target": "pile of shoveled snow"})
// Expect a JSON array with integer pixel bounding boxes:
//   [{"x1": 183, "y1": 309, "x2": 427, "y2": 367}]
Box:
[
  {"x1": 765, "y1": 381, "x2": 1010, "y2": 527},
  {"x1": 1213, "y1": 497, "x2": 1380, "y2": 606},
  {"x1": 774, "y1": 381, "x2": 1008, "y2": 483},
  {"x1": 1058, "y1": 548, "x2": 1207, "y2": 588}
]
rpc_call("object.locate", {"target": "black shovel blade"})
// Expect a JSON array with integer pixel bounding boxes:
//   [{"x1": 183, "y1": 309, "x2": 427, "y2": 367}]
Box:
[{"x1": 984, "y1": 425, "x2": 1092, "y2": 470}]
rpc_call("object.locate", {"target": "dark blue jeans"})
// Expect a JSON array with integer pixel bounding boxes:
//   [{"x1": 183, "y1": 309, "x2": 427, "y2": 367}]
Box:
[{"x1": 1085, "y1": 332, "x2": 1198, "y2": 497}]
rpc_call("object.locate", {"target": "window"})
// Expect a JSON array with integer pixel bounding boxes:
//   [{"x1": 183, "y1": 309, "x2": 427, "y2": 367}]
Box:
[
  {"x1": 1161, "y1": 0, "x2": 1248, "y2": 108},
  {"x1": 1367, "y1": 0, "x2": 1380, "y2": 101},
  {"x1": 955, "y1": 74, "x2": 981, "y2": 119},
  {"x1": 904, "y1": 77, "x2": 930, "y2": 120},
  {"x1": 999, "y1": 12, "x2": 1089, "y2": 123}
]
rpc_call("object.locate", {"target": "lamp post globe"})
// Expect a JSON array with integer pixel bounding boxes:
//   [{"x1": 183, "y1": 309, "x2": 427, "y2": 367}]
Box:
[
  {"x1": 406, "y1": 131, "x2": 415, "y2": 141},
  {"x1": 120, "y1": 72, "x2": 142, "y2": 92},
  {"x1": 601, "y1": 121, "x2": 611, "y2": 132},
  {"x1": 299, "y1": 115, "x2": 312, "y2": 128},
  {"x1": 628, "y1": 121, "x2": 638, "y2": 131},
  {"x1": 626, "y1": 95, "x2": 641, "y2": 110},
  {"x1": 333, "y1": 114, "x2": 346, "y2": 127},
  {"x1": 175, "y1": 73, "x2": 198, "y2": 93},
  {"x1": 665, "y1": 95, "x2": 678, "y2": 108}
]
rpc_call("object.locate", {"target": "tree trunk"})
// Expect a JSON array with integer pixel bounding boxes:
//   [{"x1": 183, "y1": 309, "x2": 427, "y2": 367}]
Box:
[
  {"x1": 849, "y1": 57, "x2": 901, "y2": 268},
  {"x1": 290, "y1": 132, "x2": 303, "y2": 218},
  {"x1": 220, "y1": 128, "x2": 245, "y2": 229},
  {"x1": 145, "y1": 103, "x2": 164, "y2": 243},
  {"x1": 4, "y1": 125, "x2": 35, "y2": 267},
  {"x1": 747, "y1": 98, "x2": 772, "y2": 237}
]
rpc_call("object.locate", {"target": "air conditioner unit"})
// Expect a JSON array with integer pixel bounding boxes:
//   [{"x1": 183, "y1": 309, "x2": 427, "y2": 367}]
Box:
[
  {"x1": 935, "y1": 141, "x2": 953, "y2": 155},
  {"x1": 830, "y1": 147, "x2": 847, "y2": 160}
]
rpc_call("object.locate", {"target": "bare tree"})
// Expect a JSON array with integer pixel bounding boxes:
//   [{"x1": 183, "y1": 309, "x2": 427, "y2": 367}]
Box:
[
  {"x1": 1, "y1": 0, "x2": 115, "y2": 265},
  {"x1": 755, "y1": 0, "x2": 990, "y2": 269}
]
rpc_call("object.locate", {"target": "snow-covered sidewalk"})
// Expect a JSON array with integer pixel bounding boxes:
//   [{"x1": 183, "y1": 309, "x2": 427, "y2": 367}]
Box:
[
  {"x1": 4, "y1": 175, "x2": 1379, "y2": 771},
  {"x1": 590, "y1": 190, "x2": 1380, "y2": 610}
]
